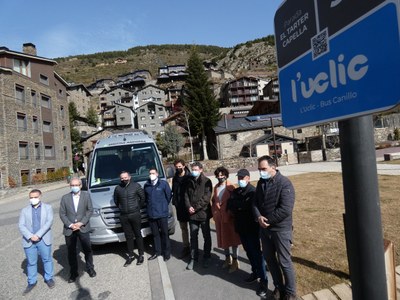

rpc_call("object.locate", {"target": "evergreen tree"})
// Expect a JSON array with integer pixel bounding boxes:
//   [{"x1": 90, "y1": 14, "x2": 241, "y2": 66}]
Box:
[
  {"x1": 156, "y1": 125, "x2": 185, "y2": 159},
  {"x1": 183, "y1": 46, "x2": 220, "y2": 160},
  {"x1": 68, "y1": 102, "x2": 82, "y2": 170},
  {"x1": 86, "y1": 106, "x2": 99, "y2": 127}
]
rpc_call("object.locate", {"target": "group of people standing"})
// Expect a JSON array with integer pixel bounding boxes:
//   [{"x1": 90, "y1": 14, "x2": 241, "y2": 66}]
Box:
[
  {"x1": 171, "y1": 156, "x2": 297, "y2": 300},
  {"x1": 18, "y1": 155, "x2": 296, "y2": 300}
]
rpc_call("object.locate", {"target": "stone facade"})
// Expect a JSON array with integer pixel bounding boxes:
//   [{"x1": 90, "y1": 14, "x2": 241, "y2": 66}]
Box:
[
  {"x1": 0, "y1": 46, "x2": 71, "y2": 188},
  {"x1": 67, "y1": 84, "x2": 93, "y2": 118}
]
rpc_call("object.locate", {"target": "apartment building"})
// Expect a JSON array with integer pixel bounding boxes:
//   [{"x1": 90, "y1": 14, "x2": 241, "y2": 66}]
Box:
[
  {"x1": 221, "y1": 76, "x2": 261, "y2": 107},
  {"x1": 0, "y1": 43, "x2": 71, "y2": 187},
  {"x1": 136, "y1": 85, "x2": 168, "y2": 137}
]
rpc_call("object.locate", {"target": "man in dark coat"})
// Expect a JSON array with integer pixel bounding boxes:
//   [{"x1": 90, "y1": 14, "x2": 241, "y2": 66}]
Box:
[
  {"x1": 227, "y1": 169, "x2": 268, "y2": 297},
  {"x1": 144, "y1": 168, "x2": 172, "y2": 262},
  {"x1": 114, "y1": 171, "x2": 146, "y2": 267},
  {"x1": 253, "y1": 155, "x2": 297, "y2": 300},
  {"x1": 184, "y1": 161, "x2": 212, "y2": 270},
  {"x1": 59, "y1": 177, "x2": 95, "y2": 283},
  {"x1": 171, "y1": 159, "x2": 191, "y2": 258}
]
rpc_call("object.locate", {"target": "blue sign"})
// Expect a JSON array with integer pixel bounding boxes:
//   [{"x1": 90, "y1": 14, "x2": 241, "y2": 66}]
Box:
[{"x1": 276, "y1": 1, "x2": 400, "y2": 129}]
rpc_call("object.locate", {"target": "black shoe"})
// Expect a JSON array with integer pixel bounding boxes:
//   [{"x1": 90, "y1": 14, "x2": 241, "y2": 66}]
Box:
[
  {"x1": 273, "y1": 288, "x2": 283, "y2": 300},
  {"x1": 256, "y1": 282, "x2": 269, "y2": 298},
  {"x1": 124, "y1": 256, "x2": 135, "y2": 267},
  {"x1": 163, "y1": 255, "x2": 170, "y2": 262},
  {"x1": 148, "y1": 254, "x2": 158, "y2": 260},
  {"x1": 45, "y1": 279, "x2": 55, "y2": 289},
  {"x1": 136, "y1": 255, "x2": 144, "y2": 265},
  {"x1": 244, "y1": 273, "x2": 258, "y2": 283},
  {"x1": 178, "y1": 247, "x2": 190, "y2": 259},
  {"x1": 88, "y1": 269, "x2": 96, "y2": 278},
  {"x1": 68, "y1": 275, "x2": 77, "y2": 283},
  {"x1": 22, "y1": 282, "x2": 36, "y2": 295}
]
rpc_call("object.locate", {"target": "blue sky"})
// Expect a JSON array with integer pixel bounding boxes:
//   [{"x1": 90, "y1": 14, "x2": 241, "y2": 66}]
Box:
[{"x1": 0, "y1": 0, "x2": 282, "y2": 59}]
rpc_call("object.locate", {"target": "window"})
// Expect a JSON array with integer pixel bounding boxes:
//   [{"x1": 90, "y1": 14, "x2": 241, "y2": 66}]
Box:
[
  {"x1": 63, "y1": 146, "x2": 68, "y2": 160},
  {"x1": 140, "y1": 116, "x2": 146, "y2": 121},
  {"x1": 34, "y1": 143, "x2": 41, "y2": 160},
  {"x1": 120, "y1": 117, "x2": 125, "y2": 121},
  {"x1": 264, "y1": 129, "x2": 272, "y2": 135},
  {"x1": 13, "y1": 59, "x2": 31, "y2": 77},
  {"x1": 41, "y1": 94, "x2": 51, "y2": 108},
  {"x1": 150, "y1": 123, "x2": 156, "y2": 128},
  {"x1": 62, "y1": 126, "x2": 66, "y2": 138},
  {"x1": 15, "y1": 85, "x2": 25, "y2": 103},
  {"x1": 19, "y1": 141, "x2": 29, "y2": 160},
  {"x1": 141, "y1": 124, "x2": 147, "y2": 128},
  {"x1": 39, "y1": 74, "x2": 49, "y2": 85},
  {"x1": 17, "y1": 113, "x2": 27, "y2": 132},
  {"x1": 36, "y1": 168, "x2": 41, "y2": 173},
  {"x1": 150, "y1": 116, "x2": 155, "y2": 120},
  {"x1": 119, "y1": 108, "x2": 125, "y2": 113},
  {"x1": 43, "y1": 121, "x2": 52, "y2": 132},
  {"x1": 47, "y1": 168, "x2": 55, "y2": 173},
  {"x1": 297, "y1": 129, "x2": 303, "y2": 134},
  {"x1": 58, "y1": 89, "x2": 64, "y2": 96},
  {"x1": 230, "y1": 134, "x2": 237, "y2": 141},
  {"x1": 44, "y1": 146, "x2": 54, "y2": 158},
  {"x1": 60, "y1": 105, "x2": 65, "y2": 118},
  {"x1": 140, "y1": 109, "x2": 145, "y2": 113},
  {"x1": 158, "y1": 107, "x2": 163, "y2": 111},
  {"x1": 158, "y1": 115, "x2": 164, "y2": 119},
  {"x1": 31, "y1": 90, "x2": 37, "y2": 107},
  {"x1": 32, "y1": 116, "x2": 39, "y2": 133}
]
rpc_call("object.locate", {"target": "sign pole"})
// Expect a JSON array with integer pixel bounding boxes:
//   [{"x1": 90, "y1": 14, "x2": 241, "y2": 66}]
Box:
[{"x1": 338, "y1": 115, "x2": 388, "y2": 300}]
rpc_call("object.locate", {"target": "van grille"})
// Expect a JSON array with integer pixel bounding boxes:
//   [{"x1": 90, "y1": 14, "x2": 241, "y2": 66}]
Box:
[{"x1": 100, "y1": 206, "x2": 149, "y2": 227}]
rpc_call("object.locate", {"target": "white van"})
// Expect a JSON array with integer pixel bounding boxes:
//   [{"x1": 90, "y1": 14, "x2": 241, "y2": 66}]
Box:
[{"x1": 82, "y1": 129, "x2": 175, "y2": 245}]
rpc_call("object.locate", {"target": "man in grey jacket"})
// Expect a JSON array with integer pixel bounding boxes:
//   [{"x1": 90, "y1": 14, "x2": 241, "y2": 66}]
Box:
[
  {"x1": 19, "y1": 189, "x2": 54, "y2": 295},
  {"x1": 60, "y1": 177, "x2": 95, "y2": 283},
  {"x1": 253, "y1": 155, "x2": 296, "y2": 300}
]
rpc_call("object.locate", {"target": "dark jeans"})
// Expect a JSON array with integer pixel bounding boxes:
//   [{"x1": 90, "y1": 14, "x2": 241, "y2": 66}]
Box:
[
  {"x1": 189, "y1": 219, "x2": 211, "y2": 260},
  {"x1": 149, "y1": 217, "x2": 170, "y2": 257},
  {"x1": 65, "y1": 230, "x2": 94, "y2": 276},
  {"x1": 239, "y1": 232, "x2": 267, "y2": 283},
  {"x1": 261, "y1": 229, "x2": 296, "y2": 296},
  {"x1": 120, "y1": 212, "x2": 144, "y2": 257}
]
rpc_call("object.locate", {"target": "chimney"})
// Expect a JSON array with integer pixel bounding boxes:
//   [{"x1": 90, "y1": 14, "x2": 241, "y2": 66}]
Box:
[{"x1": 22, "y1": 43, "x2": 37, "y2": 56}]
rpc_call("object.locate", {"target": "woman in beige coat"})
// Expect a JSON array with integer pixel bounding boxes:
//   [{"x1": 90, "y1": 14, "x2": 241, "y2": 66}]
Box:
[{"x1": 212, "y1": 166, "x2": 241, "y2": 273}]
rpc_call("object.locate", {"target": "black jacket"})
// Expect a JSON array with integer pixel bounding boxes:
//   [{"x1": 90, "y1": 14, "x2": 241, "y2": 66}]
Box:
[
  {"x1": 184, "y1": 173, "x2": 212, "y2": 222},
  {"x1": 172, "y1": 167, "x2": 191, "y2": 222},
  {"x1": 252, "y1": 170, "x2": 295, "y2": 231},
  {"x1": 113, "y1": 181, "x2": 145, "y2": 215},
  {"x1": 227, "y1": 183, "x2": 259, "y2": 235}
]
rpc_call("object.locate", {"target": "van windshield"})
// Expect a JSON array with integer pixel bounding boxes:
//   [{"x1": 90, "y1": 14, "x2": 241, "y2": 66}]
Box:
[{"x1": 89, "y1": 143, "x2": 164, "y2": 188}]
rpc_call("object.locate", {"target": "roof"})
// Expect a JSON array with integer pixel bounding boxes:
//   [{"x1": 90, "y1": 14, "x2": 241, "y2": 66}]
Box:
[
  {"x1": 214, "y1": 114, "x2": 283, "y2": 134},
  {"x1": 68, "y1": 83, "x2": 92, "y2": 97},
  {"x1": 243, "y1": 133, "x2": 299, "y2": 147},
  {"x1": 0, "y1": 47, "x2": 56, "y2": 64}
]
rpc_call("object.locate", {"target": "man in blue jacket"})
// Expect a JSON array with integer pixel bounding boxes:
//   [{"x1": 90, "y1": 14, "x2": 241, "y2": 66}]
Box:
[
  {"x1": 253, "y1": 155, "x2": 297, "y2": 300},
  {"x1": 19, "y1": 189, "x2": 54, "y2": 295},
  {"x1": 144, "y1": 168, "x2": 172, "y2": 261}
]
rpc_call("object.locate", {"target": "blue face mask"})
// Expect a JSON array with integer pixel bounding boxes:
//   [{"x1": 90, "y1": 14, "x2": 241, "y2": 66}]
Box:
[
  {"x1": 260, "y1": 171, "x2": 271, "y2": 180},
  {"x1": 238, "y1": 180, "x2": 248, "y2": 188},
  {"x1": 71, "y1": 186, "x2": 80, "y2": 194},
  {"x1": 191, "y1": 170, "x2": 200, "y2": 177}
]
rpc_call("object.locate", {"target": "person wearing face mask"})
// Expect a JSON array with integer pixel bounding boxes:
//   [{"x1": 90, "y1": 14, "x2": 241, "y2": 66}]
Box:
[
  {"x1": 144, "y1": 168, "x2": 172, "y2": 261},
  {"x1": 227, "y1": 169, "x2": 268, "y2": 297},
  {"x1": 113, "y1": 171, "x2": 146, "y2": 267},
  {"x1": 253, "y1": 156, "x2": 297, "y2": 300},
  {"x1": 18, "y1": 189, "x2": 55, "y2": 295},
  {"x1": 60, "y1": 177, "x2": 96, "y2": 283},
  {"x1": 184, "y1": 161, "x2": 213, "y2": 270},
  {"x1": 171, "y1": 159, "x2": 191, "y2": 259},
  {"x1": 211, "y1": 166, "x2": 241, "y2": 273}
]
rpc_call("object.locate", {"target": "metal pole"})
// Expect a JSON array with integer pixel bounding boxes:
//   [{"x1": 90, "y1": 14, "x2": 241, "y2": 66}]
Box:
[
  {"x1": 338, "y1": 115, "x2": 388, "y2": 300},
  {"x1": 270, "y1": 116, "x2": 278, "y2": 166}
]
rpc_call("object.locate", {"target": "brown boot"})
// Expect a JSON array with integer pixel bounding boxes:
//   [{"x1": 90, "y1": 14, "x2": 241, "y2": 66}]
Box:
[
  {"x1": 222, "y1": 255, "x2": 232, "y2": 269},
  {"x1": 229, "y1": 258, "x2": 239, "y2": 273}
]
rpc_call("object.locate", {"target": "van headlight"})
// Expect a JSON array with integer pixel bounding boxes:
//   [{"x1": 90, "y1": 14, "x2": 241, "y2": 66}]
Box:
[{"x1": 93, "y1": 208, "x2": 101, "y2": 216}]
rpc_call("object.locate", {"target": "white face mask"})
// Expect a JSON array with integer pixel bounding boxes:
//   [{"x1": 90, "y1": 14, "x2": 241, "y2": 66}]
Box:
[
  {"x1": 71, "y1": 186, "x2": 80, "y2": 194},
  {"x1": 260, "y1": 171, "x2": 271, "y2": 180},
  {"x1": 238, "y1": 180, "x2": 248, "y2": 188},
  {"x1": 149, "y1": 174, "x2": 157, "y2": 181},
  {"x1": 29, "y1": 198, "x2": 40, "y2": 206}
]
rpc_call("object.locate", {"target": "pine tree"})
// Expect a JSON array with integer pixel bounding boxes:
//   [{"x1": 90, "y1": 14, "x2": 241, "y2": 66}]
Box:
[
  {"x1": 86, "y1": 106, "x2": 99, "y2": 127},
  {"x1": 183, "y1": 46, "x2": 220, "y2": 160}
]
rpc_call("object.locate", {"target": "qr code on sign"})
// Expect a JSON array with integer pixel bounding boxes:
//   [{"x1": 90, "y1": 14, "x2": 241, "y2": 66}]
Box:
[{"x1": 311, "y1": 28, "x2": 329, "y2": 60}]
